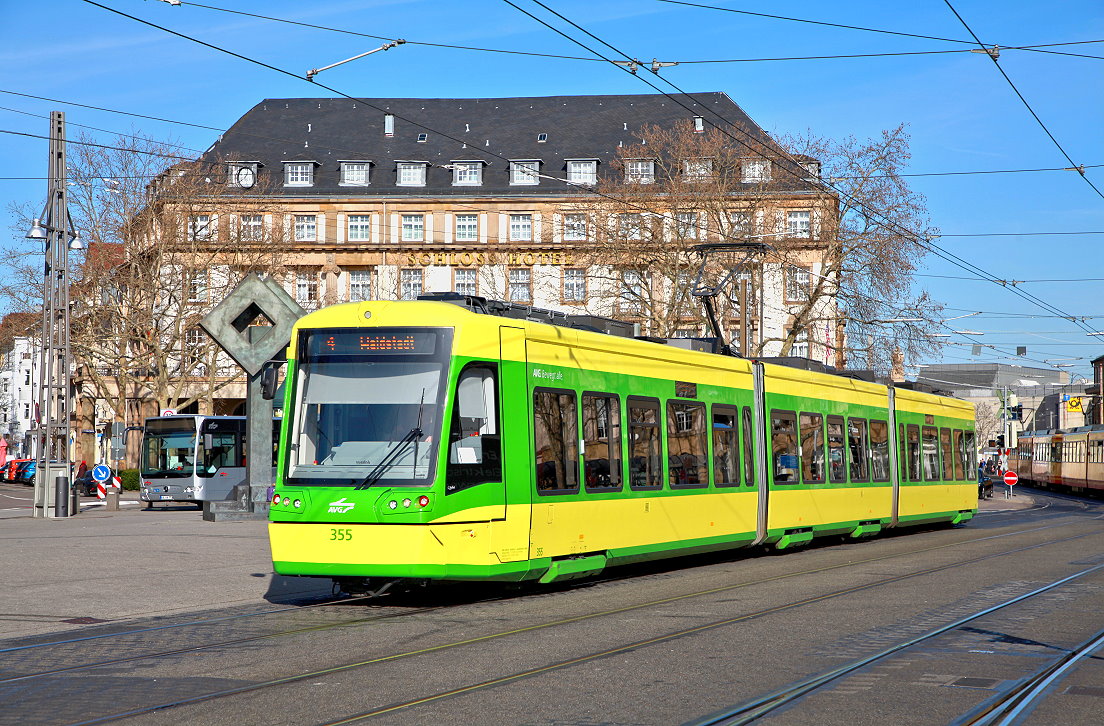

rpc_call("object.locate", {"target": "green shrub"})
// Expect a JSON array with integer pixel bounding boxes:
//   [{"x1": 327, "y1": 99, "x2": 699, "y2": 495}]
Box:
[{"x1": 120, "y1": 469, "x2": 141, "y2": 491}]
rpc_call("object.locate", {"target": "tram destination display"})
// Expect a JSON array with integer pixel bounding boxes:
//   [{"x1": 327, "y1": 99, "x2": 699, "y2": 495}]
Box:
[{"x1": 304, "y1": 329, "x2": 440, "y2": 357}]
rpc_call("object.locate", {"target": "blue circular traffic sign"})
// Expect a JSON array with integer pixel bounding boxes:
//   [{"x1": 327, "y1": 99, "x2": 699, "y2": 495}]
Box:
[{"x1": 92, "y1": 465, "x2": 111, "y2": 482}]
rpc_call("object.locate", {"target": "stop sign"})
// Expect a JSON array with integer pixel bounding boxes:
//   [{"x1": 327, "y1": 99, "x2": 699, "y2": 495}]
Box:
[{"x1": 1003, "y1": 471, "x2": 1019, "y2": 486}]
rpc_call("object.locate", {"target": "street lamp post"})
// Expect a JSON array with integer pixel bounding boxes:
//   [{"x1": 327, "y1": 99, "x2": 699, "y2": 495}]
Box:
[{"x1": 26, "y1": 111, "x2": 83, "y2": 518}]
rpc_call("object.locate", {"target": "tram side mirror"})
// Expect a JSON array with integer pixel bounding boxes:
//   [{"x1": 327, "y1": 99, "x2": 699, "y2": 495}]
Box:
[{"x1": 260, "y1": 362, "x2": 279, "y2": 400}]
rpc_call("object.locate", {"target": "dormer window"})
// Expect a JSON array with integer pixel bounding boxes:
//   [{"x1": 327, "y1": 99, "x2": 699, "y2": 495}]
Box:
[
  {"x1": 339, "y1": 161, "x2": 371, "y2": 186},
  {"x1": 396, "y1": 161, "x2": 427, "y2": 187},
  {"x1": 802, "y1": 160, "x2": 821, "y2": 179},
  {"x1": 417, "y1": 133, "x2": 428, "y2": 142},
  {"x1": 625, "y1": 159, "x2": 655, "y2": 184},
  {"x1": 741, "y1": 159, "x2": 771, "y2": 183},
  {"x1": 683, "y1": 158, "x2": 713, "y2": 182},
  {"x1": 537, "y1": 133, "x2": 548, "y2": 143},
  {"x1": 451, "y1": 161, "x2": 483, "y2": 186},
  {"x1": 510, "y1": 160, "x2": 540, "y2": 185},
  {"x1": 283, "y1": 161, "x2": 314, "y2": 187},
  {"x1": 566, "y1": 159, "x2": 598, "y2": 185},
  {"x1": 228, "y1": 162, "x2": 259, "y2": 189}
]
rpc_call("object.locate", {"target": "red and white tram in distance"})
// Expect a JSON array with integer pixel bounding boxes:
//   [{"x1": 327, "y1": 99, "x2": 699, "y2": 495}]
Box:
[{"x1": 1009, "y1": 425, "x2": 1104, "y2": 494}]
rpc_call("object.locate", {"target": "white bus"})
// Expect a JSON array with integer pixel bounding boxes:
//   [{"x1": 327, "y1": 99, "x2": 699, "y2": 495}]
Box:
[{"x1": 139, "y1": 415, "x2": 277, "y2": 507}]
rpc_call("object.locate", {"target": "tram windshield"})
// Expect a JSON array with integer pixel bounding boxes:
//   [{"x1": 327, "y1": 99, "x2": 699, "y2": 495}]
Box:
[
  {"x1": 287, "y1": 328, "x2": 451, "y2": 486},
  {"x1": 141, "y1": 418, "x2": 198, "y2": 477}
]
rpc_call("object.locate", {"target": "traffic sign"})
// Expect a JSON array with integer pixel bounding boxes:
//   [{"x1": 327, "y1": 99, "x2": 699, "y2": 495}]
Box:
[
  {"x1": 92, "y1": 464, "x2": 111, "y2": 482},
  {"x1": 1003, "y1": 471, "x2": 1019, "y2": 487}
]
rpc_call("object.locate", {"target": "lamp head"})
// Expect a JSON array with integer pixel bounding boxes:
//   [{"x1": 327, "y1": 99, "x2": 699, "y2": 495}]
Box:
[
  {"x1": 67, "y1": 232, "x2": 85, "y2": 251},
  {"x1": 25, "y1": 219, "x2": 46, "y2": 240}
]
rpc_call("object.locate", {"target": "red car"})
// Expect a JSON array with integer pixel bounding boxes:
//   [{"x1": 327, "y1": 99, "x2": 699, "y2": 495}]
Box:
[{"x1": 2, "y1": 458, "x2": 31, "y2": 482}]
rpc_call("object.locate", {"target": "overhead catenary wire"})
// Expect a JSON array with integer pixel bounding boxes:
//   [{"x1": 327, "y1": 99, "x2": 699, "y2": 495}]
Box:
[
  {"x1": 76, "y1": 0, "x2": 1103, "y2": 365},
  {"x1": 941, "y1": 0, "x2": 1104, "y2": 202},
  {"x1": 499, "y1": 0, "x2": 1104, "y2": 345}
]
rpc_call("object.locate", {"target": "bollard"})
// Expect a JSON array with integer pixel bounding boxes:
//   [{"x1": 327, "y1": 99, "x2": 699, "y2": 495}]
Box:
[
  {"x1": 70, "y1": 488, "x2": 78, "y2": 515},
  {"x1": 105, "y1": 490, "x2": 120, "y2": 511},
  {"x1": 54, "y1": 475, "x2": 69, "y2": 518}
]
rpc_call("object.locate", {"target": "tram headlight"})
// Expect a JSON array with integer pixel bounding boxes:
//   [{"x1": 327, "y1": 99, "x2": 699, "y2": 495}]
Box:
[
  {"x1": 293, "y1": 499, "x2": 302, "y2": 509},
  {"x1": 388, "y1": 500, "x2": 398, "y2": 510},
  {"x1": 273, "y1": 494, "x2": 282, "y2": 505},
  {"x1": 417, "y1": 495, "x2": 430, "y2": 508},
  {"x1": 402, "y1": 498, "x2": 412, "y2": 508}
]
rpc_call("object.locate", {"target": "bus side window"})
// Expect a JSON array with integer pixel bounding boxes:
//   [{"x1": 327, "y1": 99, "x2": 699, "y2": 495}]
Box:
[{"x1": 446, "y1": 364, "x2": 501, "y2": 494}]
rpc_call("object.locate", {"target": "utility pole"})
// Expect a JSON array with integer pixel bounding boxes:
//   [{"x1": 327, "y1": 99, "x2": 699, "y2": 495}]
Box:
[{"x1": 28, "y1": 112, "x2": 75, "y2": 517}]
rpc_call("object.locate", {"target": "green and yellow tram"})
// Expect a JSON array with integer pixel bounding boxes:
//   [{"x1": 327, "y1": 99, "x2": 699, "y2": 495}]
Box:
[{"x1": 269, "y1": 296, "x2": 977, "y2": 590}]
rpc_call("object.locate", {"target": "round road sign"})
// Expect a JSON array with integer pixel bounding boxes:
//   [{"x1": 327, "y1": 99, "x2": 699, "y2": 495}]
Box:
[
  {"x1": 1003, "y1": 471, "x2": 1019, "y2": 486},
  {"x1": 92, "y1": 464, "x2": 111, "y2": 482}
]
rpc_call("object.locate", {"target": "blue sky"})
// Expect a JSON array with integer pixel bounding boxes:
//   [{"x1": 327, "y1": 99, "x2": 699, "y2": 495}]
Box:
[{"x1": 2, "y1": 0, "x2": 1101, "y2": 380}]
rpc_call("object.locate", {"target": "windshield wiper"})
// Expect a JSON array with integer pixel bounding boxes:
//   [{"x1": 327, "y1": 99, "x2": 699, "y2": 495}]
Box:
[{"x1": 354, "y1": 389, "x2": 427, "y2": 490}]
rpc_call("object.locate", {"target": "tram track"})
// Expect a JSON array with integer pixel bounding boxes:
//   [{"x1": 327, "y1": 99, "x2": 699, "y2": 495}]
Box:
[
  {"x1": 0, "y1": 516, "x2": 1089, "y2": 688},
  {"x1": 52, "y1": 524, "x2": 1103, "y2": 725}
]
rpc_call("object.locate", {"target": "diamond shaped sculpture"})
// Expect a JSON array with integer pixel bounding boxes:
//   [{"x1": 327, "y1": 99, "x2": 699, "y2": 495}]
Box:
[{"x1": 200, "y1": 273, "x2": 306, "y2": 375}]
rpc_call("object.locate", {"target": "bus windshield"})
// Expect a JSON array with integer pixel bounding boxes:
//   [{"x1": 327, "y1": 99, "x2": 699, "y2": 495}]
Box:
[
  {"x1": 287, "y1": 328, "x2": 452, "y2": 486},
  {"x1": 142, "y1": 419, "x2": 198, "y2": 477}
]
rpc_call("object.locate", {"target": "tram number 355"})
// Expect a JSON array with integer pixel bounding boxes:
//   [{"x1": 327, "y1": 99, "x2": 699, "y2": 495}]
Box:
[{"x1": 329, "y1": 528, "x2": 353, "y2": 541}]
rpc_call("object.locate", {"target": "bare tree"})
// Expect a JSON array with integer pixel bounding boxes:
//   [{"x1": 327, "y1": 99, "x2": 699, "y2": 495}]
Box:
[
  {"x1": 3, "y1": 132, "x2": 295, "y2": 461},
  {"x1": 561, "y1": 121, "x2": 942, "y2": 370}
]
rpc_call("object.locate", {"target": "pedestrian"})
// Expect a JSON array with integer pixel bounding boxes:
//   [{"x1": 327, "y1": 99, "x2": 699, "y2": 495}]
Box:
[{"x1": 76, "y1": 460, "x2": 88, "y2": 479}]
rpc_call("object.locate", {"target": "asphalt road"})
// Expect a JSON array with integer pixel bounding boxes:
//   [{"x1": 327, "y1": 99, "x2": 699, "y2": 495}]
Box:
[{"x1": 0, "y1": 484, "x2": 1100, "y2": 726}]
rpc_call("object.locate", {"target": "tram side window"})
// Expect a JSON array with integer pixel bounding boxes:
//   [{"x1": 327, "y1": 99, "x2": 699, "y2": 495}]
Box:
[
  {"x1": 963, "y1": 431, "x2": 976, "y2": 476},
  {"x1": 952, "y1": 429, "x2": 966, "y2": 479},
  {"x1": 446, "y1": 364, "x2": 501, "y2": 494},
  {"x1": 582, "y1": 394, "x2": 622, "y2": 491},
  {"x1": 712, "y1": 406, "x2": 740, "y2": 487},
  {"x1": 628, "y1": 398, "x2": 663, "y2": 490},
  {"x1": 742, "y1": 406, "x2": 755, "y2": 487},
  {"x1": 920, "y1": 426, "x2": 940, "y2": 481},
  {"x1": 869, "y1": 420, "x2": 890, "y2": 482},
  {"x1": 800, "y1": 413, "x2": 825, "y2": 484},
  {"x1": 939, "y1": 428, "x2": 953, "y2": 481},
  {"x1": 533, "y1": 389, "x2": 579, "y2": 493},
  {"x1": 771, "y1": 411, "x2": 799, "y2": 484},
  {"x1": 668, "y1": 402, "x2": 708, "y2": 488},
  {"x1": 907, "y1": 425, "x2": 921, "y2": 482},
  {"x1": 847, "y1": 418, "x2": 869, "y2": 482},
  {"x1": 827, "y1": 416, "x2": 847, "y2": 483}
]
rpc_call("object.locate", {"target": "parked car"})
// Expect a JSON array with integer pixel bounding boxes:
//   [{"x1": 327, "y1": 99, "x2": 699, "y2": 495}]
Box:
[
  {"x1": 2, "y1": 458, "x2": 31, "y2": 482},
  {"x1": 15, "y1": 460, "x2": 35, "y2": 484},
  {"x1": 73, "y1": 469, "x2": 112, "y2": 497}
]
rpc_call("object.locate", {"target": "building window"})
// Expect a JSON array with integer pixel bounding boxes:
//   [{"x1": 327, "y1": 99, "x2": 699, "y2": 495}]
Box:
[
  {"x1": 284, "y1": 162, "x2": 313, "y2": 187},
  {"x1": 296, "y1": 271, "x2": 319, "y2": 305},
  {"x1": 618, "y1": 213, "x2": 644, "y2": 240},
  {"x1": 347, "y1": 214, "x2": 371, "y2": 242},
  {"x1": 188, "y1": 214, "x2": 212, "y2": 241},
  {"x1": 619, "y1": 270, "x2": 644, "y2": 313},
  {"x1": 401, "y1": 214, "x2": 425, "y2": 242},
  {"x1": 729, "y1": 211, "x2": 753, "y2": 235},
  {"x1": 185, "y1": 327, "x2": 206, "y2": 348},
  {"x1": 676, "y1": 212, "x2": 699, "y2": 240},
  {"x1": 790, "y1": 328, "x2": 809, "y2": 358},
  {"x1": 294, "y1": 214, "x2": 317, "y2": 242},
  {"x1": 786, "y1": 265, "x2": 810, "y2": 302},
  {"x1": 567, "y1": 160, "x2": 597, "y2": 185},
  {"x1": 787, "y1": 210, "x2": 811, "y2": 237},
  {"x1": 454, "y1": 214, "x2": 478, "y2": 242},
  {"x1": 683, "y1": 158, "x2": 713, "y2": 182},
  {"x1": 510, "y1": 161, "x2": 540, "y2": 185},
  {"x1": 509, "y1": 214, "x2": 533, "y2": 242},
  {"x1": 400, "y1": 269, "x2": 423, "y2": 300},
  {"x1": 454, "y1": 268, "x2": 477, "y2": 296},
  {"x1": 340, "y1": 162, "x2": 370, "y2": 186},
  {"x1": 397, "y1": 162, "x2": 426, "y2": 186},
  {"x1": 563, "y1": 213, "x2": 587, "y2": 241},
  {"x1": 625, "y1": 160, "x2": 655, "y2": 184},
  {"x1": 741, "y1": 159, "x2": 771, "y2": 183},
  {"x1": 509, "y1": 268, "x2": 531, "y2": 303},
  {"x1": 186, "y1": 270, "x2": 207, "y2": 303},
  {"x1": 452, "y1": 162, "x2": 482, "y2": 186},
  {"x1": 349, "y1": 269, "x2": 372, "y2": 301},
  {"x1": 563, "y1": 268, "x2": 586, "y2": 302},
  {"x1": 239, "y1": 214, "x2": 262, "y2": 241}
]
